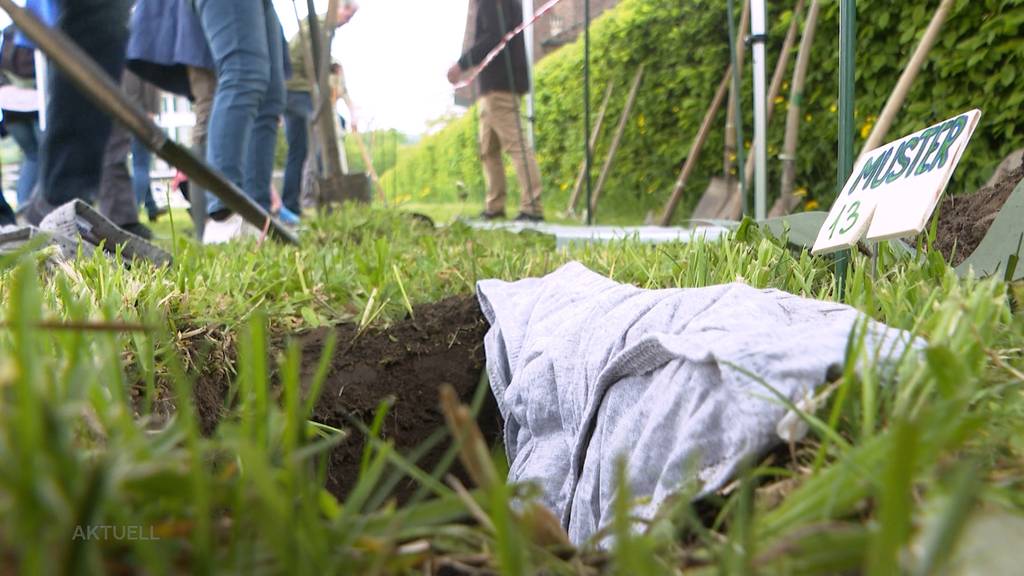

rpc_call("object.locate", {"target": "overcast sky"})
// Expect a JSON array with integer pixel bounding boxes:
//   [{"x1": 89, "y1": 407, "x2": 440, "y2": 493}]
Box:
[
  {"x1": 0, "y1": 1, "x2": 471, "y2": 136},
  {"x1": 277, "y1": 0, "x2": 471, "y2": 135}
]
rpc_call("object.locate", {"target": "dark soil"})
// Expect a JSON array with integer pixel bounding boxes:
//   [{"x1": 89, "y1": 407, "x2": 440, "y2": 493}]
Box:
[
  {"x1": 933, "y1": 156, "x2": 1024, "y2": 266},
  {"x1": 300, "y1": 294, "x2": 499, "y2": 502}
]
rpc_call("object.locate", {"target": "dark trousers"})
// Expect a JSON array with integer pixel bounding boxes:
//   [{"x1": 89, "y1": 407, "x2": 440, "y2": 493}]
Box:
[
  {"x1": 38, "y1": 0, "x2": 132, "y2": 208},
  {"x1": 283, "y1": 90, "x2": 312, "y2": 215}
]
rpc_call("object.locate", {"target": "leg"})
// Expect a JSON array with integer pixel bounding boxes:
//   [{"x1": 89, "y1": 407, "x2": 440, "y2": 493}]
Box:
[
  {"x1": 478, "y1": 94, "x2": 507, "y2": 215},
  {"x1": 489, "y1": 93, "x2": 543, "y2": 216},
  {"x1": 6, "y1": 115, "x2": 40, "y2": 206},
  {"x1": 96, "y1": 121, "x2": 141, "y2": 227},
  {"x1": 186, "y1": 66, "x2": 216, "y2": 238},
  {"x1": 28, "y1": 0, "x2": 132, "y2": 225},
  {"x1": 195, "y1": 0, "x2": 275, "y2": 214},
  {"x1": 241, "y1": 4, "x2": 286, "y2": 213},
  {"x1": 282, "y1": 90, "x2": 312, "y2": 215},
  {"x1": 131, "y1": 137, "x2": 158, "y2": 216}
]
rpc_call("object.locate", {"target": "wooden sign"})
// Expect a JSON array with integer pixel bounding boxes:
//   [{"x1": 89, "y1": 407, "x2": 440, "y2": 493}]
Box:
[{"x1": 812, "y1": 109, "x2": 981, "y2": 255}]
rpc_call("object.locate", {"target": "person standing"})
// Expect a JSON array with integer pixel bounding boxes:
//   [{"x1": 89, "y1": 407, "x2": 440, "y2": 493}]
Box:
[
  {"x1": 448, "y1": 0, "x2": 543, "y2": 222},
  {"x1": 95, "y1": 70, "x2": 162, "y2": 239},
  {"x1": 21, "y1": 0, "x2": 135, "y2": 227},
  {"x1": 282, "y1": 2, "x2": 359, "y2": 219},
  {"x1": 194, "y1": 0, "x2": 286, "y2": 243},
  {"x1": 125, "y1": 0, "x2": 216, "y2": 237},
  {"x1": 0, "y1": 24, "x2": 41, "y2": 210}
]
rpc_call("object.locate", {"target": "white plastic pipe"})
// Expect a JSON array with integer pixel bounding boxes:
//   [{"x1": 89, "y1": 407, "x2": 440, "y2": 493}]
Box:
[
  {"x1": 750, "y1": 0, "x2": 768, "y2": 220},
  {"x1": 35, "y1": 50, "x2": 47, "y2": 131},
  {"x1": 523, "y1": 0, "x2": 536, "y2": 147}
]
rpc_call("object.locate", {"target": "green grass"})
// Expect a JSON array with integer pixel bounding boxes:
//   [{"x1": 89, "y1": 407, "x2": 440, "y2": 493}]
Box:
[{"x1": 0, "y1": 206, "x2": 1022, "y2": 574}]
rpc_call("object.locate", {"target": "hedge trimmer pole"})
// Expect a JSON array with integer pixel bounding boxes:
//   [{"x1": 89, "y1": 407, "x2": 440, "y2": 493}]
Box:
[{"x1": 836, "y1": 0, "x2": 856, "y2": 297}]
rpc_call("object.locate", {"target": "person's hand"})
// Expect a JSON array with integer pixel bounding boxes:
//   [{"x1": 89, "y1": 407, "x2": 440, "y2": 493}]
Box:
[{"x1": 447, "y1": 63, "x2": 463, "y2": 85}]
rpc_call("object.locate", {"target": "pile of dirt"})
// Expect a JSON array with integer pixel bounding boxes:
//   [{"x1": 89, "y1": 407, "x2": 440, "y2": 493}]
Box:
[
  {"x1": 933, "y1": 155, "x2": 1024, "y2": 266},
  {"x1": 300, "y1": 294, "x2": 499, "y2": 501}
]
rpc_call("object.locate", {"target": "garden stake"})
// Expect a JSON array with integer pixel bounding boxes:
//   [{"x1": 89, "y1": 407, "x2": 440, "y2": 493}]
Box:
[
  {"x1": 859, "y1": 0, "x2": 955, "y2": 159},
  {"x1": 722, "y1": 0, "x2": 806, "y2": 220},
  {"x1": 584, "y1": 0, "x2": 593, "y2": 225},
  {"x1": 723, "y1": 0, "x2": 751, "y2": 188},
  {"x1": 836, "y1": 0, "x2": 856, "y2": 296},
  {"x1": 588, "y1": 65, "x2": 645, "y2": 221},
  {"x1": 0, "y1": 0, "x2": 298, "y2": 245},
  {"x1": 658, "y1": 65, "x2": 733, "y2": 226},
  {"x1": 770, "y1": 0, "x2": 822, "y2": 217},
  {"x1": 567, "y1": 80, "x2": 614, "y2": 215}
]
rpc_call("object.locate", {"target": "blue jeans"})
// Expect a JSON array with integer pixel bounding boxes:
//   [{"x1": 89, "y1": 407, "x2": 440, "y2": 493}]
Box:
[
  {"x1": 283, "y1": 90, "x2": 312, "y2": 215},
  {"x1": 196, "y1": 0, "x2": 285, "y2": 215},
  {"x1": 38, "y1": 0, "x2": 132, "y2": 209},
  {"x1": 131, "y1": 137, "x2": 158, "y2": 215},
  {"x1": 5, "y1": 113, "x2": 40, "y2": 206}
]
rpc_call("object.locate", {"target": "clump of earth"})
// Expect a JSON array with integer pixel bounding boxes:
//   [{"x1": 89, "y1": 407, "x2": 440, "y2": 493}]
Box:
[{"x1": 933, "y1": 153, "x2": 1024, "y2": 266}]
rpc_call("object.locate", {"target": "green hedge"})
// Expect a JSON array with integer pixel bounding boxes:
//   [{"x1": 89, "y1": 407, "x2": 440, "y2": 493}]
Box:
[{"x1": 383, "y1": 0, "x2": 1024, "y2": 223}]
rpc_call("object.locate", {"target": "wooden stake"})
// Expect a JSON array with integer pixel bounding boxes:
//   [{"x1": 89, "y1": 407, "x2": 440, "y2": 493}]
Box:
[
  {"x1": 658, "y1": 66, "x2": 733, "y2": 226},
  {"x1": 859, "y1": 0, "x2": 955, "y2": 159},
  {"x1": 567, "y1": 80, "x2": 614, "y2": 215},
  {"x1": 588, "y1": 65, "x2": 645, "y2": 219},
  {"x1": 721, "y1": 0, "x2": 806, "y2": 220},
  {"x1": 770, "y1": 0, "x2": 821, "y2": 217},
  {"x1": 353, "y1": 130, "x2": 386, "y2": 204},
  {"x1": 723, "y1": 0, "x2": 751, "y2": 181}
]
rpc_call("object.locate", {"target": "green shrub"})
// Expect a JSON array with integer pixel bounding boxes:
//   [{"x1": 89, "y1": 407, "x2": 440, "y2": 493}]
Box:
[{"x1": 384, "y1": 0, "x2": 1024, "y2": 223}]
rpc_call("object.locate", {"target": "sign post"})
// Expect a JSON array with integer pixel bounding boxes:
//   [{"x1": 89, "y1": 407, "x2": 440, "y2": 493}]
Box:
[
  {"x1": 812, "y1": 110, "x2": 982, "y2": 255},
  {"x1": 836, "y1": 0, "x2": 856, "y2": 294}
]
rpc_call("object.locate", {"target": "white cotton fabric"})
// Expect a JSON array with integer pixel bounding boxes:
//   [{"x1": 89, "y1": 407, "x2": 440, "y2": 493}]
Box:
[{"x1": 476, "y1": 262, "x2": 915, "y2": 544}]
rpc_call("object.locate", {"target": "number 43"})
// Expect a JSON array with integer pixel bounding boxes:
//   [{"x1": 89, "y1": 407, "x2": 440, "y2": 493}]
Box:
[{"x1": 827, "y1": 200, "x2": 862, "y2": 240}]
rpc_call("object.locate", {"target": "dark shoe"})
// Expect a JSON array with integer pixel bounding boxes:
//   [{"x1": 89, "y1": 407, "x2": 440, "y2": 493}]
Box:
[
  {"x1": 147, "y1": 206, "x2": 169, "y2": 222},
  {"x1": 479, "y1": 210, "x2": 506, "y2": 221},
  {"x1": 120, "y1": 222, "x2": 154, "y2": 240},
  {"x1": 514, "y1": 212, "x2": 544, "y2": 223}
]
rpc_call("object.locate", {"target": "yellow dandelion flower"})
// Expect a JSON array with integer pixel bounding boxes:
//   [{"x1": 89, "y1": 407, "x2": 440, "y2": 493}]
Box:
[
  {"x1": 830, "y1": 103, "x2": 838, "y2": 113},
  {"x1": 860, "y1": 121, "x2": 873, "y2": 139},
  {"x1": 805, "y1": 113, "x2": 813, "y2": 122},
  {"x1": 804, "y1": 199, "x2": 820, "y2": 211},
  {"x1": 774, "y1": 96, "x2": 785, "y2": 105},
  {"x1": 794, "y1": 187, "x2": 808, "y2": 198}
]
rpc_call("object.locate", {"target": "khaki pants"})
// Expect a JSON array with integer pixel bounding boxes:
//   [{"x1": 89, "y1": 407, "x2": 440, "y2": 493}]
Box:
[{"x1": 479, "y1": 92, "x2": 543, "y2": 216}]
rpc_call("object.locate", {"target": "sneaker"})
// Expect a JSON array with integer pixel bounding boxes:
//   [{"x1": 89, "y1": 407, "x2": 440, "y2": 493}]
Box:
[
  {"x1": 202, "y1": 213, "x2": 261, "y2": 245},
  {"x1": 277, "y1": 206, "x2": 301, "y2": 226},
  {"x1": 514, "y1": 212, "x2": 544, "y2": 223},
  {"x1": 479, "y1": 210, "x2": 506, "y2": 221},
  {"x1": 147, "y1": 206, "x2": 169, "y2": 222}
]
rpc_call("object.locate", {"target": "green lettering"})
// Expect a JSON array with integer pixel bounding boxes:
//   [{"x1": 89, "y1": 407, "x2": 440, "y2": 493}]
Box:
[
  {"x1": 906, "y1": 126, "x2": 941, "y2": 178},
  {"x1": 929, "y1": 115, "x2": 968, "y2": 171},
  {"x1": 869, "y1": 148, "x2": 895, "y2": 189},
  {"x1": 850, "y1": 150, "x2": 889, "y2": 193},
  {"x1": 915, "y1": 125, "x2": 948, "y2": 176},
  {"x1": 885, "y1": 137, "x2": 918, "y2": 183}
]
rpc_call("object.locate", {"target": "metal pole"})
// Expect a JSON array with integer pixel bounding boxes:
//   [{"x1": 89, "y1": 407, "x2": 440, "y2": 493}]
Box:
[
  {"x1": 726, "y1": 0, "x2": 747, "y2": 218},
  {"x1": 523, "y1": 0, "x2": 536, "y2": 148},
  {"x1": 836, "y1": 0, "x2": 856, "y2": 295},
  {"x1": 584, "y1": 0, "x2": 593, "y2": 226},
  {"x1": 750, "y1": 0, "x2": 768, "y2": 221}
]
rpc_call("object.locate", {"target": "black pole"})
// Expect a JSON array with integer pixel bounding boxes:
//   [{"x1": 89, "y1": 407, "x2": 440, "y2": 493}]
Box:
[{"x1": 584, "y1": 0, "x2": 592, "y2": 226}]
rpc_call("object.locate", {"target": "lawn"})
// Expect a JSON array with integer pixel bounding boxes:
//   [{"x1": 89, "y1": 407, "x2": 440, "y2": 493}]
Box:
[{"x1": 0, "y1": 205, "x2": 1021, "y2": 574}]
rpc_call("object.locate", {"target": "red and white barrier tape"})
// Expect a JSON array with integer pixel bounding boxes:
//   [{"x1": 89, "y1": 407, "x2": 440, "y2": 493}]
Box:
[{"x1": 455, "y1": 0, "x2": 568, "y2": 89}]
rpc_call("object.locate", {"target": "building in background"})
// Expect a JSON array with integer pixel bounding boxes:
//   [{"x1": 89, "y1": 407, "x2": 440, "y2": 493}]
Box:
[
  {"x1": 157, "y1": 93, "x2": 195, "y2": 148},
  {"x1": 532, "y1": 0, "x2": 619, "y2": 59}
]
